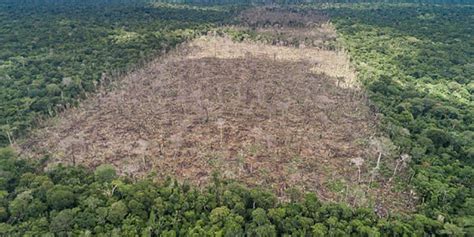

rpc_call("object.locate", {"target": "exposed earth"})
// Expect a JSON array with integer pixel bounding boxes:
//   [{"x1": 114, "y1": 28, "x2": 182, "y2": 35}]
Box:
[{"x1": 18, "y1": 7, "x2": 416, "y2": 212}]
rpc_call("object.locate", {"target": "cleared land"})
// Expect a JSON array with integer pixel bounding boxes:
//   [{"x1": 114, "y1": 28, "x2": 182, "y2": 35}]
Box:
[{"x1": 19, "y1": 8, "x2": 414, "y2": 211}]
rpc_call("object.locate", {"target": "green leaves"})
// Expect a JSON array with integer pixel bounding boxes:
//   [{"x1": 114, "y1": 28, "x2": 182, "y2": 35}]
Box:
[
  {"x1": 330, "y1": 3, "x2": 474, "y2": 222},
  {"x1": 0, "y1": 1, "x2": 235, "y2": 146},
  {"x1": 94, "y1": 164, "x2": 117, "y2": 183},
  {"x1": 46, "y1": 186, "x2": 75, "y2": 211},
  {"x1": 107, "y1": 201, "x2": 128, "y2": 225},
  {"x1": 0, "y1": 2, "x2": 472, "y2": 235},
  {"x1": 50, "y1": 208, "x2": 78, "y2": 234},
  {"x1": 0, "y1": 157, "x2": 453, "y2": 236}
]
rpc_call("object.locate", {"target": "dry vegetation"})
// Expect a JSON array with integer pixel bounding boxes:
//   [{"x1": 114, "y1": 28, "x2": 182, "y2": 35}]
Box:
[
  {"x1": 237, "y1": 7, "x2": 329, "y2": 27},
  {"x1": 19, "y1": 7, "x2": 416, "y2": 212},
  {"x1": 236, "y1": 7, "x2": 337, "y2": 49}
]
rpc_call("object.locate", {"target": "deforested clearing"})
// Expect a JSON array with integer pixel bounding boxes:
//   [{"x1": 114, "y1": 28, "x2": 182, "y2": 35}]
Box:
[{"x1": 19, "y1": 8, "x2": 414, "y2": 212}]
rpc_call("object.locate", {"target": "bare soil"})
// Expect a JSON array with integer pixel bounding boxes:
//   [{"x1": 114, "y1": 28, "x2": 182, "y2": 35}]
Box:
[{"x1": 18, "y1": 8, "x2": 416, "y2": 212}]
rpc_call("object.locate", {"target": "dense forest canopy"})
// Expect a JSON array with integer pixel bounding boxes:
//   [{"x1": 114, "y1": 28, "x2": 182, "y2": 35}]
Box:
[
  {"x1": 0, "y1": 0, "x2": 473, "y2": 236},
  {"x1": 0, "y1": 0, "x2": 241, "y2": 146},
  {"x1": 326, "y1": 1, "x2": 473, "y2": 224},
  {"x1": 152, "y1": 0, "x2": 473, "y2": 5}
]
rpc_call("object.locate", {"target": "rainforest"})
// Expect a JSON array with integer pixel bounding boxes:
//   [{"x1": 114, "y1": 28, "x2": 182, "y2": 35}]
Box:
[{"x1": 0, "y1": 0, "x2": 472, "y2": 236}]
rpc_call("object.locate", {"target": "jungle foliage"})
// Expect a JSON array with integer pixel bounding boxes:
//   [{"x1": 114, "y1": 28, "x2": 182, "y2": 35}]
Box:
[
  {"x1": 215, "y1": 5, "x2": 473, "y2": 232},
  {"x1": 0, "y1": 147, "x2": 465, "y2": 236},
  {"x1": 0, "y1": 0, "x2": 240, "y2": 146},
  {"x1": 325, "y1": 2, "x2": 473, "y2": 233},
  {"x1": 154, "y1": 0, "x2": 473, "y2": 5},
  {"x1": 0, "y1": 0, "x2": 473, "y2": 235}
]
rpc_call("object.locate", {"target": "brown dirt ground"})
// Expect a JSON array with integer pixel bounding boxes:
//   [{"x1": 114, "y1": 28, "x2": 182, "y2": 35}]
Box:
[{"x1": 18, "y1": 8, "x2": 417, "y2": 212}]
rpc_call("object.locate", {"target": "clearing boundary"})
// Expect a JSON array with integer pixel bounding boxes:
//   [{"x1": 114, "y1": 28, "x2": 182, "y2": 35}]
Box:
[{"x1": 19, "y1": 7, "x2": 415, "y2": 212}]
